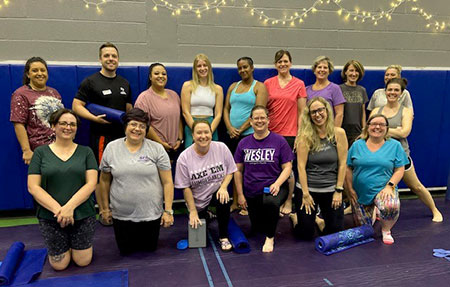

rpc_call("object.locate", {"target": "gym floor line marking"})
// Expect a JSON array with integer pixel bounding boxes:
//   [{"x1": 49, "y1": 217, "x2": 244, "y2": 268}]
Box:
[{"x1": 198, "y1": 247, "x2": 214, "y2": 287}]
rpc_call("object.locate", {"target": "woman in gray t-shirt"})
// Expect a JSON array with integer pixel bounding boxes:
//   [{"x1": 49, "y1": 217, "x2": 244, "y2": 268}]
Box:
[{"x1": 98, "y1": 108, "x2": 175, "y2": 255}]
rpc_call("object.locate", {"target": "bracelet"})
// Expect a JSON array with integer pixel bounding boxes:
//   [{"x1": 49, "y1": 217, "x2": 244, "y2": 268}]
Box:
[{"x1": 178, "y1": 139, "x2": 184, "y2": 144}]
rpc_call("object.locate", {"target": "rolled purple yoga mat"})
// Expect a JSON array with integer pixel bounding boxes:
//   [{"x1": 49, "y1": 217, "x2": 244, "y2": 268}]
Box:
[
  {"x1": 86, "y1": 103, "x2": 125, "y2": 124},
  {"x1": 315, "y1": 224, "x2": 375, "y2": 256}
]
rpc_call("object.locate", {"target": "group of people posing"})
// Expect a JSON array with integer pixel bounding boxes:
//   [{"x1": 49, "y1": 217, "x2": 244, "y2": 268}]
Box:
[{"x1": 10, "y1": 42, "x2": 443, "y2": 271}]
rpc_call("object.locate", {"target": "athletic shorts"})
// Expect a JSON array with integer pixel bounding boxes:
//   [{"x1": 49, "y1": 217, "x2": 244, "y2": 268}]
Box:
[
  {"x1": 405, "y1": 156, "x2": 412, "y2": 171},
  {"x1": 38, "y1": 216, "x2": 96, "y2": 256}
]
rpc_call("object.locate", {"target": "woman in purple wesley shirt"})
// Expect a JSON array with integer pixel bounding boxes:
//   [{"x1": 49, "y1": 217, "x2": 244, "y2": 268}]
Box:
[{"x1": 234, "y1": 105, "x2": 293, "y2": 253}]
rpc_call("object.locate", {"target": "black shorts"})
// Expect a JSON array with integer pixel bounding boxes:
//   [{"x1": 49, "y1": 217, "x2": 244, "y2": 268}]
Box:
[
  {"x1": 405, "y1": 156, "x2": 412, "y2": 171},
  {"x1": 38, "y1": 216, "x2": 96, "y2": 256}
]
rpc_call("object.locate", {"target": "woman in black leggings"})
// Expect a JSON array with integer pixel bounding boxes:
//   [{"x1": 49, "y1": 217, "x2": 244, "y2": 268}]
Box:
[{"x1": 293, "y1": 97, "x2": 348, "y2": 239}]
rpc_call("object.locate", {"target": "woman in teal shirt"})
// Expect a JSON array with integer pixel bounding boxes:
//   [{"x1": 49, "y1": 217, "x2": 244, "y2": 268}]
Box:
[
  {"x1": 223, "y1": 57, "x2": 268, "y2": 212},
  {"x1": 346, "y1": 114, "x2": 408, "y2": 245}
]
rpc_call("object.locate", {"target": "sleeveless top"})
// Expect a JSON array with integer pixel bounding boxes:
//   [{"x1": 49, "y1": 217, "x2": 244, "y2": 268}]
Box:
[
  {"x1": 306, "y1": 138, "x2": 338, "y2": 191},
  {"x1": 230, "y1": 80, "x2": 257, "y2": 136},
  {"x1": 379, "y1": 105, "x2": 410, "y2": 156},
  {"x1": 190, "y1": 85, "x2": 215, "y2": 116}
]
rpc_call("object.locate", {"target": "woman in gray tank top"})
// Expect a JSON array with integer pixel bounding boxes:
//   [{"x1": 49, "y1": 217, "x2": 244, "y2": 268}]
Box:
[
  {"x1": 291, "y1": 97, "x2": 348, "y2": 240},
  {"x1": 371, "y1": 78, "x2": 443, "y2": 222}
]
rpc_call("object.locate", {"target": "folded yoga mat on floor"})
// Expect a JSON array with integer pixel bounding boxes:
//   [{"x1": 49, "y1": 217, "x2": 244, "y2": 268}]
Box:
[
  {"x1": 315, "y1": 224, "x2": 375, "y2": 255},
  {"x1": 24, "y1": 270, "x2": 128, "y2": 287},
  {"x1": 228, "y1": 218, "x2": 251, "y2": 254},
  {"x1": 0, "y1": 242, "x2": 47, "y2": 286},
  {"x1": 86, "y1": 104, "x2": 125, "y2": 124}
]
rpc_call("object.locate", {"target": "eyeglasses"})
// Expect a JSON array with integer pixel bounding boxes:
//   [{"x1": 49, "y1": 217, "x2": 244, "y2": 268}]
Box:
[
  {"x1": 58, "y1": 121, "x2": 77, "y2": 128},
  {"x1": 310, "y1": 107, "x2": 326, "y2": 116},
  {"x1": 368, "y1": 122, "x2": 388, "y2": 127},
  {"x1": 128, "y1": 122, "x2": 147, "y2": 130},
  {"x1": 251, "y1": 116, "x2": 268, "y2": 121}
]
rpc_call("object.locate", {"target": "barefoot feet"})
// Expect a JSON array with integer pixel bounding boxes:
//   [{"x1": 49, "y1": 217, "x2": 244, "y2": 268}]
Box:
[
  {"x1": 432, "y1": 210, "x2": 443, "y2": 222},
  {"x1": 262, "y1": 237, "x2": 274, "y2": 253}
]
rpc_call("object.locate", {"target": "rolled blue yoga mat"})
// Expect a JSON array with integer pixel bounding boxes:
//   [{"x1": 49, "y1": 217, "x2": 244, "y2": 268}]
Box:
[
  {"x1": 315, "y1": 224, "x2": 375, "y2": 256},
  {"x1": 86, "y1": 103, "x2": 125, "y2": 124},
  {"x1": 0, "y1": 242, "x2": 47, "y2": 286},
  {"x1": 228, "y1": 218, "x2": 251, "y2": 254}
]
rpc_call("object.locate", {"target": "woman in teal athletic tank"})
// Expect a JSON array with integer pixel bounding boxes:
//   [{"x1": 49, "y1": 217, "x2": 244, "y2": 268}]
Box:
[
  {"x1": 224, "y1": 57, "x2": 268, "y2": 153},
  {"x1": 223, "y1": 57, "x2": 268, "y2": 212}
]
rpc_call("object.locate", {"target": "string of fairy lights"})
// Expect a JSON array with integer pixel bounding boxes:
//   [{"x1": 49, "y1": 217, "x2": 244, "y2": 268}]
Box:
[{"x1": 0, "y1": 0, "x2": 448, "y2": 32}]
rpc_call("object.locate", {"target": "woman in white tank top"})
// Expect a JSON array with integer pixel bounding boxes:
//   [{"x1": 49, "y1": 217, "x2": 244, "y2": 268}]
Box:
[{"x1": 181, "y1": 54, "x2": 223, "y2": 148}]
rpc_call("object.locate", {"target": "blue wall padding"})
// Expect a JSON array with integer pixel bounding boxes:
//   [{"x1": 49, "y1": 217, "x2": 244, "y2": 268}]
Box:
[
  {"x1": 23, "y1": 270, "x2": 128, "y2": 287},
  {"x1": 0, "y1": 65, "x2": 33, "y2": 210},
  {"x1": 228, "y1": 218, "x2": 251, "y2": 254},
  {"x1": 1, "y1": 64, "x2": 449, "y2": 210},
  {"x1": 438, "y1": 71, "x2": 450, "y2": 185},
  {"x1": 0, "y1": 242, "x2": 47, "y2": 286},
  {"x1": 315, "y1": 224, "x2": 375, "y2": 255}
]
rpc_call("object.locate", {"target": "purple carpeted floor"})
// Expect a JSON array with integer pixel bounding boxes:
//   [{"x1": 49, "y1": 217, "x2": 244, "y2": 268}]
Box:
[{"x1": 1, "y1": 198, "x2": 449, "y2": 287}]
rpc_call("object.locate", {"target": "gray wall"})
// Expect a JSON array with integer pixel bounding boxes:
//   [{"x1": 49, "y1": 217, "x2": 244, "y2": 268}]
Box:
[{"x1": 1, "y1": 0, "x2": 450, "y2": 67}]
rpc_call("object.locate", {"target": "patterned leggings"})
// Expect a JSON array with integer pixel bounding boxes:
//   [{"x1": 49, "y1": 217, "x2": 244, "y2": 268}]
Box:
[{"x1": 353, "y1": 190, "x2": 400, "y2": 226}]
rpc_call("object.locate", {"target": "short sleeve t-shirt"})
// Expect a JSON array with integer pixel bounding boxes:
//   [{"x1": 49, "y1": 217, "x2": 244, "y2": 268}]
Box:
[
  {"x1": 339, "y1": 84, "x2": 369, "y2": 139},
  {"x1": 347, "y1": 139, "x2": 408, "y2": 205},
  {"x1": 10, "y1": 85, "x2": 64, "y2": 150},
  {"x1": 75, "y1": 72, "x2": 132, "y2": 139},
  {"x1": 234, "y1": 132, "x2": 294, "y2": 198},
  {"x1": 28, "y1": 145, "x2": 98, "y2": 220},
  {"x1": 99, "y1": 138, "x2": 171, "y2": 221},
  {"x1": 135, "y1": 88, "x2": 181, "y2": 147},
  {"x1": 175, "y1": 141, "x2": 237, "y2": 209},
  {"x1": 306, "y1": 82, "x2": 346, "y2": 110},
  {"x1": 264, "y1": 76, "x2": 307, "y2": 136}
]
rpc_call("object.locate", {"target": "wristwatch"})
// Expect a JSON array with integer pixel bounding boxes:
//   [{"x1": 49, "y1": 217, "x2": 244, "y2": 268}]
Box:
[
  {"x1": 178, "y1": 139, "x2": 184, "y2": 144},
  {"x1": 335, "y1": 187, "x2": 344, "y2": 193},
  {"x1": 387, "y1": 181, "x2": 395, "y2": 190},
  {"x1": 164, "y1": 209, "x2": 174, "y2": 215}
]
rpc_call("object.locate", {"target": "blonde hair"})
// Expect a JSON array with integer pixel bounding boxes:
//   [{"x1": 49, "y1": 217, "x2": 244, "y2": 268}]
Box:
[
  {"x1": 191, "y1": 53, "x2": 217, "y2": 94},
  {"x1": 295, "y1": 97, "x2": 335, "y2": 152},
  {"x1": 312, "y1": 56, "x2": 334, "y2": 74},
  {"x1": 385, "y1": 65, "x2": 402, "y2": 77},
  {"x1": 360, "y1": 114, "x2": 390, "y2": 141}
]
